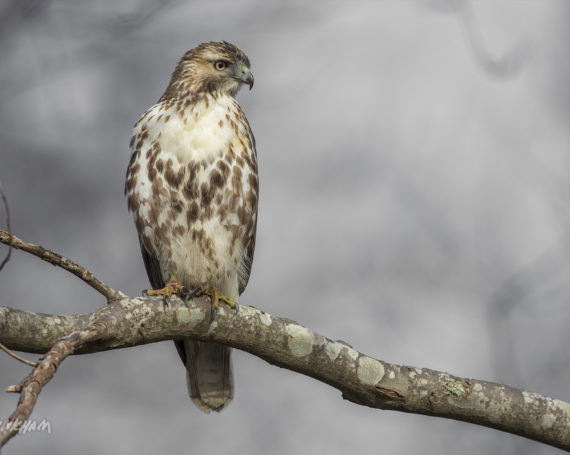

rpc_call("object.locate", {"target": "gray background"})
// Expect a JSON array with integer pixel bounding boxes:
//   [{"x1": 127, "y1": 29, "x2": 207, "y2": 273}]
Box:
[{"x1": 1, "y1": 1, "x2": 569, "y2": 453}]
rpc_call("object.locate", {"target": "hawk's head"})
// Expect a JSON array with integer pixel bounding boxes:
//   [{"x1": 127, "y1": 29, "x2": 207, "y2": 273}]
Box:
[{"x1": 162, "y1": 41, "x2": 254, "y2": 99}]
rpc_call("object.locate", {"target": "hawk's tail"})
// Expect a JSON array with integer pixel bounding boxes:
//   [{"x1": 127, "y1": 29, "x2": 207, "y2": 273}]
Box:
[{"x1": 181, "y1": 340, "x2": 233, "y2": 413}]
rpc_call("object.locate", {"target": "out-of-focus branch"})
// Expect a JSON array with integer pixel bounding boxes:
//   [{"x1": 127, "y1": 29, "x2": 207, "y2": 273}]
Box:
[
  {"x1": 0, "y1": 184, "x2": 12, "y2": 271},
  {"x1": 0, "y1": 229, "x2": 118, "y2": 300}
]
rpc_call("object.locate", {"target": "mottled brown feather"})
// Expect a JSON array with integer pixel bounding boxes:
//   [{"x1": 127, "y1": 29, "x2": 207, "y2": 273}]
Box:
[{"x1": 125, "y1": 41, "x2": 257, "y2": 413}]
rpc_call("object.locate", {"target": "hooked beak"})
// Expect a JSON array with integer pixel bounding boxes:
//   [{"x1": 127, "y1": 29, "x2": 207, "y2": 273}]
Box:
[
  {"x1": 235, "y1": 64, "x2": 254, "y2": 90},
  {"x1": 244, "y1": 72, "x2": 254, "y2": 90},
  {"x1": 237, "y1": 71, "x2": 253, "y2": 90}
]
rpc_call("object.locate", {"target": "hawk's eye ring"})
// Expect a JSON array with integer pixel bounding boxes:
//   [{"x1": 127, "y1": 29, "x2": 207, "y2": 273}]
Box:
[{"x1": 214, "y1": 61, "x2": 227, "y2": 71}]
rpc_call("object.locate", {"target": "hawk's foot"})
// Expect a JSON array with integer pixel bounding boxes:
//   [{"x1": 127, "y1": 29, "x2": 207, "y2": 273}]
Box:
[
  {"x1": 144, "y1": 275, "x2": 189, "y2": 301},
  {"x1": 190, "y1": 285, "x2": 239, "y2": 318}
]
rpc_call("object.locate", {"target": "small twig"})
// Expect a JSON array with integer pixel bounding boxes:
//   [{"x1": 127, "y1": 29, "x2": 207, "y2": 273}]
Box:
[
  {"x1": 0, "y1": 322, "x2": 108, "y2": 448},
  {"x1": 0, "y1": 229, "x2": 118, "y2": 300},
  {"x1": 0, "y1": 183, "x2": 12, "y2": 271},
  {"x1": 0, "y1": 342, "x2": 38, "y2": 367}
]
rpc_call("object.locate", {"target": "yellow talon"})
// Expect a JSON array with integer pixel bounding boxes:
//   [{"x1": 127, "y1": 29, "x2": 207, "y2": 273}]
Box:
[
  {"x1": 145, "y1": 278, "x2": 238, "y2": 315},
  {"x1": 194, "y1": 285, "x2": 238, "y2": 312},
  {"x1": 145, "y1": 275, "x2": 187, "y2": 297}
]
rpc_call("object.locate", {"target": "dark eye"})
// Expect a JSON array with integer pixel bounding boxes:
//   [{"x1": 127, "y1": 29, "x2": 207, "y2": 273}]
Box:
[{"x1": 214, "y1": 61, "x2": 227, "y2": 71}]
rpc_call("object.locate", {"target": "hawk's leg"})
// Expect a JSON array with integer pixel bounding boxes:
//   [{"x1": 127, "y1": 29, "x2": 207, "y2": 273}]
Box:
[
  {"x1": 144, "y1": 275, "x2": 190, "y2": 306},
  {"x1": 189, "y1": 285, "x2": 239, "y2": 319}
]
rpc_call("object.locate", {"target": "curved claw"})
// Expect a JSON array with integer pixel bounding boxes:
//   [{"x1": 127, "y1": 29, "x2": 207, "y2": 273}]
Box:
[
  {"x1": 209, "y1": 304, "x2": 219, "y2": 323},
  {"x1": 188, "y1": 284, "x2": 240, "y2": 319},
  {"x1": 162, "y1": 295, "x2": 170, "y2": 310},
  {"x1": 187, "y1": 286, "x2": 202, "y2": 300}
]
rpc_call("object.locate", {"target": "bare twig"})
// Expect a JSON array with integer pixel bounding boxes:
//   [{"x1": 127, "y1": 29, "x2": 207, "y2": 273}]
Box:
[
  {"x1": 0, "y1": 229, "x2": 118, "y2": 300},
  {"x1": 0, "y1": 322, "x2": 108, "y2": 447},
  {"x1": 0, "y1": 342, "x2": 38, "y2": 367},
  {"x1": 0, "y1": 183, "x2": 12, "y2": 271}
]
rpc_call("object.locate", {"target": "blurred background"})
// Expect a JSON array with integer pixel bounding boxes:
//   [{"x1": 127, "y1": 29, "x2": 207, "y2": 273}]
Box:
[{"x1": 0, "y1": 0, "x2": 569, "y2": 453}]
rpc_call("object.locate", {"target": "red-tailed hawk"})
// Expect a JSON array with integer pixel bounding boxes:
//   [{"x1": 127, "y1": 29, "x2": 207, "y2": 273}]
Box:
[{"x1": 125, "y1": 41, "x2": 257, "y2": 412}]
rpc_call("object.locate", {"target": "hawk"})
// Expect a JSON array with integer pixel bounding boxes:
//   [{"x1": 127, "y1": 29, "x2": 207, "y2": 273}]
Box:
[{"x1": 125, "y1": 41, "x2": 258, "y2": 412}]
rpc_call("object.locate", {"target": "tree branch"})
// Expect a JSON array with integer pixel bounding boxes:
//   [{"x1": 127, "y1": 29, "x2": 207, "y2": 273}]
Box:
[
  {"x1": 1, "y1": 296, "x2": 569, "y2": 451},
  {"x1": 0, "y1": 322, "x2": 108, "y2": 447},
  {"x1": 0, "y1": 230, "x2": 118, "y2": 300},
  {"x1": 1, "y1": 229, "x2": 569, "y2": 451},
  {"x1": 0, "y1": 342, "x2": 38, "y2": 367},
  {"x1": 0, "y1": 185, "x2": 12, "y2": 272}
]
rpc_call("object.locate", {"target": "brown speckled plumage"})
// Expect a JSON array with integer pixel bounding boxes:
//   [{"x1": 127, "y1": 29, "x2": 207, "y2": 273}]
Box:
[{"x1": 125, "y1": 41, "x2": 257, "y2": 412}]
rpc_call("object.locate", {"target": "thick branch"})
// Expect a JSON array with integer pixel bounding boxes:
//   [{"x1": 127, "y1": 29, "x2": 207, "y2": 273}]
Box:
[
  {"x1": 1, "y1": 229, "x2": 568, "y2": 449},
  {"x1": 1, "y1": 298, "x2": 569, "y2": 450},
  {"x1": 0, "y1": 230, "x2": 117, "y2": 300}
]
